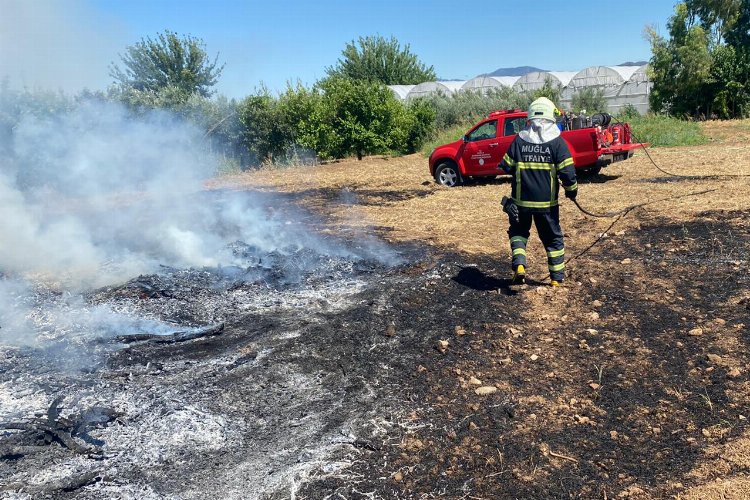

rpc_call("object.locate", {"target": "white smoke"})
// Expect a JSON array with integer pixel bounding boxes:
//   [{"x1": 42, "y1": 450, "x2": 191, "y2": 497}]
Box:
[
  {"x1": 0, "y1": 99, "x2": 349, "y2": 287},
  {"x1": 1, "y1": 101, "x2": 212, "y2": 285},
  {"x1": 0, "y1": 278, "x2": 175, "y2": 348},
  {"x1": 0, "y1": 97, "x2": 399, "y2": 351}
]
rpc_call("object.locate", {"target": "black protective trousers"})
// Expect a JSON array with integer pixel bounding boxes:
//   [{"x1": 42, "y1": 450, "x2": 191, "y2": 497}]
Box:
[{"x1": 507, "y1": 206, "x2": 566, "y2": 282}]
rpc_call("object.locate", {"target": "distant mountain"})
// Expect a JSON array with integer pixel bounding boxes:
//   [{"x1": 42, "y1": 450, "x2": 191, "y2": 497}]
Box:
[
  {"x1": 618, "y1": 61, "x2": 648, "y2": 66},
  {"x1": 488, "y1": 66, "x2": 547, "y2": 77}
]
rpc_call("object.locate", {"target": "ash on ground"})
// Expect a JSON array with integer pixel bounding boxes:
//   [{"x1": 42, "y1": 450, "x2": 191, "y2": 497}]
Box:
[{"x1": 0, "y1": 234, "x2": 431, "y2": 499}]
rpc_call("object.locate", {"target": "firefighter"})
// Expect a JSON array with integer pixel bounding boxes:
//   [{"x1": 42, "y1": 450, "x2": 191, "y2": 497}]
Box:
[{"x1": 498, "y1": 97, "x2": 578, "y2": 287}]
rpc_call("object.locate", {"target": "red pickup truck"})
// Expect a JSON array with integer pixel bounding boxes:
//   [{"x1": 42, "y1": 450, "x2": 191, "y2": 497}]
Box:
[{"x1": 428, "y1": 109, "x2": 646, "y2": 187}]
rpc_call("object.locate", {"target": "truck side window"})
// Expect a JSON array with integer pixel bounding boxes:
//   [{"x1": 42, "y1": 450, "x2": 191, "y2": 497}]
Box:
[
  {"x1": 467, "y1": 120, "x2": 497, "y2": 141},
  {"x1": 503, "y1": 117, "x2": 527, "y2": 136}
]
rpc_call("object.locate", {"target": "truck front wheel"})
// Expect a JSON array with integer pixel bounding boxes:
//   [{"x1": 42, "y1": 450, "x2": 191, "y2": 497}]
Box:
[{"x1": 435, "y1": 162, "x2": 462, "y2": 187}]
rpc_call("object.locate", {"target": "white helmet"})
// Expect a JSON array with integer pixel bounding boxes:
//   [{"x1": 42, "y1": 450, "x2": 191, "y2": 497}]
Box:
[{"x1": 528, "y1": 97, "x2": 558, "y2": 122}]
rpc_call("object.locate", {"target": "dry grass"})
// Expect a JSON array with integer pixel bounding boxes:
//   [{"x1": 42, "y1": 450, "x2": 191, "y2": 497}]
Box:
[
  {"x1": 209, "y1": 119, "x2": 750, "y2": 498},
  {"x1": 210, "y1": 122, "x2": 750, "y2": 262},
  {"x1": 701, "y1": 117, "x2": 750, "y2": 144}
]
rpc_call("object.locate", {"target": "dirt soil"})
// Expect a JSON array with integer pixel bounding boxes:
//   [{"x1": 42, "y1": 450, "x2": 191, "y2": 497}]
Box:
[
  {"x1": 1, "y1": 120, "x2": 748, "y2": 500},
  {"x1": 210, "y1": 119, "x2": 750, "y2": 499}
]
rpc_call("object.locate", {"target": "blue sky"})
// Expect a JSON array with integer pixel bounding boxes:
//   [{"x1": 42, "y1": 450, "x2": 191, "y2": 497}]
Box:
[{"x1": 2, "y1": 0, "x2": 678, "y2": 98}]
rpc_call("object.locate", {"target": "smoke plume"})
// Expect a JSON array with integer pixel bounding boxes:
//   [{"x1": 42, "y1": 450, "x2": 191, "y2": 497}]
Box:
[
  {"x1": 0, "y1": 97, "x2": 397, "y2": 351},
  {"x1": 1, "y1": 100, "x2": 354, "y2": 286}
]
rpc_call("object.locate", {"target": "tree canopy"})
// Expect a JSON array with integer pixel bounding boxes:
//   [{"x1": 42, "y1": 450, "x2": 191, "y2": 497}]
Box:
[
  {"x1": 648, "y1": 1, "x2": 749, "y2": 118},
  {"x1": 110, "y1": 30, "x2": 224, "y2": 98},
  {"x1": 326, "y1": 35, "x2": 436, "y2": 85}
]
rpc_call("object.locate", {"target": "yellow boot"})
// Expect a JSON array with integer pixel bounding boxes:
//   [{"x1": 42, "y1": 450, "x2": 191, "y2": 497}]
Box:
[
  {"x1": 550, "y1": 280, "x2": 560, "y2": 287},
  {"x1": 512, "y1": 264, "x2": 526, "y2": 285}
]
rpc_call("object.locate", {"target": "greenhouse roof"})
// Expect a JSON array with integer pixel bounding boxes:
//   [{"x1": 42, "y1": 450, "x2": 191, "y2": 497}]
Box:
[
  {"x1": 406, "y1": 81, "x2": 466, "y2": 99},
  {"x1": 386, "y1": 85, "x2": 415, "y2": 100},
  {"x1": 462, "y1": 75, "x2": 521, "y2": 90}
]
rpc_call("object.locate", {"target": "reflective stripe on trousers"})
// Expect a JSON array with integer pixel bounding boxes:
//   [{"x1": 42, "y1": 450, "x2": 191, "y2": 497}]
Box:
[{"x1": 507, "y1": 206, "x2": 566, "y2": 281}]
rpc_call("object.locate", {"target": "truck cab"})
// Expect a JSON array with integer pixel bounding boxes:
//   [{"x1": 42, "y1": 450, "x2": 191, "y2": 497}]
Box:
[{"x1": 429, "y1": 109, "x2": 645, "y2": 187}]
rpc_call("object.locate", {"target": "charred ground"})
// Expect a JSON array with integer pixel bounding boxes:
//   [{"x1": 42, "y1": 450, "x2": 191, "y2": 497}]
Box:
[
  {"x1": 2, "y1": 120, "x2": 750, "y2": 499},
  {"x1": 299, "y1": 210, "x2": 750, "y2": 499}
]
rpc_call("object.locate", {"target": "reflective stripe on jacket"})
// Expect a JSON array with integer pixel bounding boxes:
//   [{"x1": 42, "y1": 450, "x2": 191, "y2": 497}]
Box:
[{"x1": 500, "y1": 136, "x2": 577, "y2": 211}]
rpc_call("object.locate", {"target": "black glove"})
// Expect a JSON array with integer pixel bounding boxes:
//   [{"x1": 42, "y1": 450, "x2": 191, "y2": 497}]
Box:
[
  {"x1": 565, "y1": 189, "x2": 578, "y2": 200},
  {"x1": 501, "y1": 196, "x2": 519, "y2": 224}
]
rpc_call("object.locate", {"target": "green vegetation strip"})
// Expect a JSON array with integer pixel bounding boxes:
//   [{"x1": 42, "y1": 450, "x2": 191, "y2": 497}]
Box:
[
  {"x1": 421, "y1": 123, "x2": 472, "y2": 157},
  {"x1": 625, "y1": 115, "x2": 708, "y2": 148}
]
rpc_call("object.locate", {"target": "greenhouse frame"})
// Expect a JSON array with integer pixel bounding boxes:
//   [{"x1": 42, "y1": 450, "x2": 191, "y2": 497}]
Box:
[
  {"x1": 512, "y1": 71, "x2": 578, "y2": 93},
  {"x1": 405, "y1": 81, "x2": 466, "y2": 100},
  {"x1": 388, "y1": 63, "x2": 652, "y2": 114},
  {"x1": 461, "y1": 76, "x2": 520, "y2": 93},
  {"x1": 386, "y1": 85, "x2": 415, "y2": 100}
]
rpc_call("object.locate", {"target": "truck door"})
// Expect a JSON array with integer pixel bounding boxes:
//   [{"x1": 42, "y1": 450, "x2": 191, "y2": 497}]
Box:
[
  {"x1": 498, "y1": 115, "x2": 528, "y2": 160},
  {"x1": 461, "y1": 119, "x2": 500, "y2": 175}
]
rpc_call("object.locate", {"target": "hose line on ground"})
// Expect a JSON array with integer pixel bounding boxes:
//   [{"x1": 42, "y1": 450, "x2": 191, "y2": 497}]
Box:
[
  {"x1": 566, "y1": 187, "x2": 717, "y2": 264},
  {"x1": 552, "y1": 118, "x2": 744, "y2": 276},
  {"x1": 570, "y1": 188, "x2": 717, "y2": 219},
  {"x1": 616, "y1": 119, "x2": 750, "y2": 179}
]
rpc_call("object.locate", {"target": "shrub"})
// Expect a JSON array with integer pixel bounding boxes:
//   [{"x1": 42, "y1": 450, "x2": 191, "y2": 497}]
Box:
[
  {"x1": 421, "y1": 122, "x2": 473, "y2": 156},
  {"x1": 423, "y1": 87, "x2": 528, "y2": 130},
  {"x1": 299, "y1": 77, "x2": 408, "y2": 160},
  {"x1": 529, "y1": 78, "x2": 562, "y2": 104},
  {"x1": 616, "y1": 104, "x2": 641, "y2": 120}
]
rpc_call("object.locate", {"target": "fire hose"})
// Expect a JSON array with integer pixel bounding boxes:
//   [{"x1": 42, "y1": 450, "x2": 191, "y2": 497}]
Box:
[
  {"x1": 615, "y1": 119, "x2": 750, "y2": 180},
  {"x1": 570, "y1": 187, "x2": 717, "y2": 219},
  {"x1": 563, "y1": 119, "x2": 746, "y2": 262},
  {"x1": 565, "y1": 187, "x2": 717, "y2": 264},
  {"x1": 524, "y1": 117, "x2": 736, "y2": 264}
]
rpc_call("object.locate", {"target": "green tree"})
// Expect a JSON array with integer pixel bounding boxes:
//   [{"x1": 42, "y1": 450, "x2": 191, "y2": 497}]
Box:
[
  {"x1": 299, "y1": 78, "x2": 405, "y2": 160},
  {"x1": 647, "y1": 3, "x2": 713, "y2": 116},
  {"x1": 326, "y1": 35, "x2": 436, "y2": 85},
  {"x1": 708, "y1": 45, "x2": 750, "y2": 117},
  {"x1": 108, "y1": 85, "x2": 194, "y2": 111},
  {"x1": 724, "y1": 0, "x2": 750, "y2": 47},
  {"x1": 237, "y1": 89, "x2": 292, "y2": 164},
  {"x1": 686, "y1": 0, "x2": 743, "y2": 47},
  {"x1": 277, "y1": 81, "x2": 321, "y2": 145},
  {"x1": 110, "y1": 30, "x2": 224, "y2": 98},
  {"x1": 391, "y1": 98, "x2": 436, "y2": 155},
  {"x1": 571, "y1": 87, "x2": 608, "y2": 113},
  {"x1": 648, "y1": 1, "x2": 750, "y2": 118}
]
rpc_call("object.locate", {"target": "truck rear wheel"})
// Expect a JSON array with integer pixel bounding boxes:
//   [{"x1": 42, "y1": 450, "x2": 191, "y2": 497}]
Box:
[{"x1": 435, "y1": 162, "x2": 462, "y2": 187}]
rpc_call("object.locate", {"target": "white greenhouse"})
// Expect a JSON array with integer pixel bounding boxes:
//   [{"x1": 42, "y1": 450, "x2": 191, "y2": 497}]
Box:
[
  {"x1": 405, "y1": 81, "x2": 466, "y2": 100},
  {"x1": 461, "y1": 76, "x2": 521, "y2": 93},
  {"x1": 608, "y1": 65, "x2": 651, "y2": 115},
  {"x1": 513, "y1": 71, "x2": 578, "y2": 93},
  {"x1": 386, "y1": 85, "x2": 415, "y2": 101},
  {"x1": 388, "y1": 63, "x2": 651, "y2": 113},
  {"x1": 560, "y1": 65, "x2": 651, "y2": 114}
]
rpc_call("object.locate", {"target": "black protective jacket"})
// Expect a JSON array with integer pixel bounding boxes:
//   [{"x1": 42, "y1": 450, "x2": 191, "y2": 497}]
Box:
[{"x1": 499, "y1": 136, "x2": 578, "y2": 212}]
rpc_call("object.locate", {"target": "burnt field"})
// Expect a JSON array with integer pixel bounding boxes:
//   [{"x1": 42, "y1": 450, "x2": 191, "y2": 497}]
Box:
[
  {"x1": 2, "y1": 211, "x2": 748, "y2": 499},
  {"x1": 2, "y1": 120, "x2": 750, "y2": 499},
  {"x1": 300, "y1": 211, "x2": 750, "y2": 499}
]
